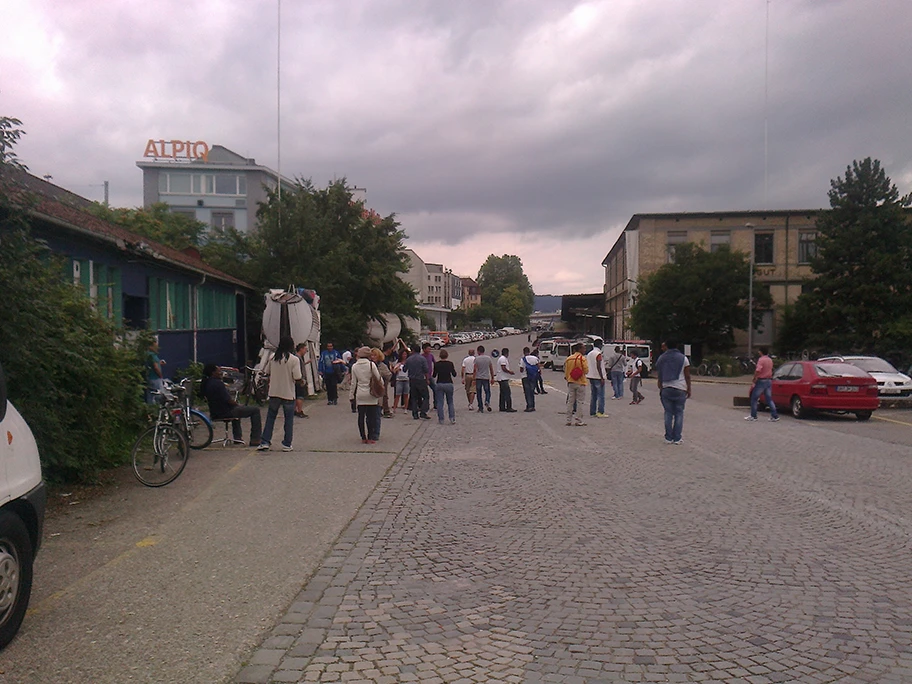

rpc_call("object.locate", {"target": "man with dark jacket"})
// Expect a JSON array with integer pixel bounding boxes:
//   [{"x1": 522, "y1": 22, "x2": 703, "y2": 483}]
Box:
[
  {"x1": 654, "y1": 340, "x2": 691, "y2": 445},
  {"x1": 201, "y1": 363, "x2": 262, "y2": 446},
  {"x1": 403, "y1": 344, "x2": 431, "y2": 420}
]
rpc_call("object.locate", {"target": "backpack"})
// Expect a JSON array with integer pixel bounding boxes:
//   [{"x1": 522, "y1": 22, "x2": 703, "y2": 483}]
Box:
[
  {"x1": 567, "y1": 355, "x2": 585, "y2": 381},
  {"x1": 636, "y1": 359, "x2": 649, "y2": 379}
]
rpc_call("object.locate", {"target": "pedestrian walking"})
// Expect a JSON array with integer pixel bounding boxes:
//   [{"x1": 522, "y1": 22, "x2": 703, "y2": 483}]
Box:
[
  {"x1": 391, "y1": 349, "x2": 409, "y2": 413},
  {"x1": 349, "y1": 347, "x2": 382, "y2": 443},
  {"x1": 294, "y1": 343, "x2": 311, "y2": 417},
  {"x1": 403, "y1": 344, "x2": 431, "y2": 420},
  {"x1": 422, "y1": 343, "x2": 437, "y2": 410},
  {"x1": 564, "y1": 342, "x2": 588, "y2": 426},
  {"x1": 532, "y1": 343, "x2": 547, "y2": 394},
  {"x1": 473, "y1": 345, "x2": 496, "y2": 413},
  {"x1": 318, "y1": 342, "x2": 344, "y2": 405},
  {"x1": 496, "y1": 348, "x2": 517, "y2": 412},
  {"x1": 145, "y1": 339, "x2": 165, "y2": 403},
  {"x1": 461, "y1": 348, "x2": 476, "y2": 409},
  {"x1": 432, "y1": 349, "x2": 458, "y2": 424},
  {"x1": 519, "y1": 346, "x2": 540, "y2": 411},
  {"x1": 628, "y1": 355, "x2": 645, "y2": 404},
  {"x1": 371, "y1": 348, "x2": 394, "y2": 419},
  {"x1": 605, "y1": 345, "x2": 627, "y2": 399},
  {"x1": 746, "y1": 346, "x2": 780, "y2": 422},
  {"x1": 586, "y1": 339, "x2": 606, "y2": 417},
  {"x1": 655, "y1": 339, "x2": 691, "y2": 444},
  {"x1": 258, "y1": 335, "x2": 303, "y2": 452}
]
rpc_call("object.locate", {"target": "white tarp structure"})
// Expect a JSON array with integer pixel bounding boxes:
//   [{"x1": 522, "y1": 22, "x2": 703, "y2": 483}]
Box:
[{"x1": 258, "y1": 288, "x2": 322, "y2": 396}]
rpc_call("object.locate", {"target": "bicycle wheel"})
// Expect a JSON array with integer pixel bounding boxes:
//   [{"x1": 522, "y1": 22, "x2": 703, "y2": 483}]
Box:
[
  {"x1": 186, "y1": 409, "x2": 213, "y2": 450},
  {"x1": 709, "y1": 363, "x2": 722, "y2": 377},
  {"x1": 696, "y1": 363, "x2": 708, "y2": 376},
  {"x1": 132, "y1": 425, "x2": 189, "y2": 487}
]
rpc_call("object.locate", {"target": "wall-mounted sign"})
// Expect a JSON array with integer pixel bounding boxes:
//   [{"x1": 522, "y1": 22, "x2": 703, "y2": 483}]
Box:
[{"x1": 143, "y1": 139, "x2": 210, "y2": 162}]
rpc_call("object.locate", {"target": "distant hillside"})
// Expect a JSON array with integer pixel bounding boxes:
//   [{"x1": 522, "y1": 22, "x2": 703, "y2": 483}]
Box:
[{"x1": 533, "y1": 295, "x2": 562, "y2": 313}]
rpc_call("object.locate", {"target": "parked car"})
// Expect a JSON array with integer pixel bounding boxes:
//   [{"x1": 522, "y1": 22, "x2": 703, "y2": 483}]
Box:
[
  {"x1": 816, "y1": 355, "x2": 912, "y2": 397},
  {"x1": 761, "y1": 360, "x2": 879, "y2": 420},
  {"x1": 537, "y1": 339, "x2": 557, "y2": 368},
  {"x1": 0, "y1": 360, "x2": 46, "y2": 649},
  {"x1": 419, "y1": 336, "x2": 446, "y2": 350}
]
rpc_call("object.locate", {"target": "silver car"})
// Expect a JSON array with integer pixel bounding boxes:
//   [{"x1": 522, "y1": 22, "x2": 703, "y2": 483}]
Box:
[{"x1": 817, "y1": 355, "x2": 912, "y2": 396}]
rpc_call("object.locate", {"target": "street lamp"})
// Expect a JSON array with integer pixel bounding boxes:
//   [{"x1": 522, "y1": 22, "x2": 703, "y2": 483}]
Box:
[{"x1": 745, "y1": 223, "x2": 754, "y2": 359}]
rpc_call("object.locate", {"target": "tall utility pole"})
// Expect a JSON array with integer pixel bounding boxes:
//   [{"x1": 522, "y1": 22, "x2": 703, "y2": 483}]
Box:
[{"x1": 746, "y1": 223, "x2": 754, "y2": 359}]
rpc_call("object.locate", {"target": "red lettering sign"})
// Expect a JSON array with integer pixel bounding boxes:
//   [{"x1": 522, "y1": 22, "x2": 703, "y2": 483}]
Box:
[{"x1": 143, "y1": 139, "x2": 210, "y2": 162}]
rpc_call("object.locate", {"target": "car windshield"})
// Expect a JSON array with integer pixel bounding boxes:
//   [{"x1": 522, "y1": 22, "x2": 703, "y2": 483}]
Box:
[
  {"x1": 814, "y1": 363, "x2": 870, "y2": 378},
  {"x1": 846, "y1": 358, "x2": 898, "y2": 374}
]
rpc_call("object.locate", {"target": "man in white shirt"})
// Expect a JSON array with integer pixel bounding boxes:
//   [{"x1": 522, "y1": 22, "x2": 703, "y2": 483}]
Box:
[
  {"x1": 604, "y1": 345, "x2": 627, "y2": 400},
  {"x1": 519, "y1": 346, "x2": 541, "y2": 412},
  {"x1": 586, "y1": 339, "x2": 606, "y2": 417},
  {"x1": 495, "y1": 348, "x2": 517, "y2": 412},
  {"x1": 461, "y1": 349, "x2": 476, "y2": 409}
]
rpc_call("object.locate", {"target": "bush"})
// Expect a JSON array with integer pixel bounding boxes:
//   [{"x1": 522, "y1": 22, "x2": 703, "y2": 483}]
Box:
[{"x1": 0, "y1": 221, "x2": 147, "y2": 483}]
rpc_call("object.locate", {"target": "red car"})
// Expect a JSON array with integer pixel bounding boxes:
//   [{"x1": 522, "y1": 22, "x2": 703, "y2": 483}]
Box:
[{"x1": 762, "y1": 360, "x2": 879, "y2": 421}]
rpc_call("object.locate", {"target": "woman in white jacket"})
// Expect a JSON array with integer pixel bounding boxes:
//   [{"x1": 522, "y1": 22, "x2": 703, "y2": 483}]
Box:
[{"x1": 349, "y1": 346, "x2": 382, "y2": 444}]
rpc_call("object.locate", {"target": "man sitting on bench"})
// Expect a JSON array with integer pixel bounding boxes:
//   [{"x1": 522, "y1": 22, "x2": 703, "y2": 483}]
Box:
[{"x1": 201, "y1": 363, "x2": 263, "y2": 447}]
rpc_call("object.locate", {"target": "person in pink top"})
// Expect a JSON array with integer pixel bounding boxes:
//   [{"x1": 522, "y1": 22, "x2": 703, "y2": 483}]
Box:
[{"x1": 745, "y1": 346, "x2": 780, "y2": 422}]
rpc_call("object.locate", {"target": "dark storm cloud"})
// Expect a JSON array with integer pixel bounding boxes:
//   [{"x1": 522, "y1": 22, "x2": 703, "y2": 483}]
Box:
[{"x1": 4, "y1": 0, "x2": 912, "y2": 289}]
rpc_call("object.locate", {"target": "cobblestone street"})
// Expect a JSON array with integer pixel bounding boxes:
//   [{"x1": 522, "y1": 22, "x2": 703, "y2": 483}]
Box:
[{"x1": 235, "y1": 387, "x2": 912, "y2": 684}]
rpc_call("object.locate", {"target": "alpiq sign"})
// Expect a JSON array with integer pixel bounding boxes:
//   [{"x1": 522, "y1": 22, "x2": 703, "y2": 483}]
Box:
[{"x1": 143, "y1": 139, "x2": 210, "y2": 162}]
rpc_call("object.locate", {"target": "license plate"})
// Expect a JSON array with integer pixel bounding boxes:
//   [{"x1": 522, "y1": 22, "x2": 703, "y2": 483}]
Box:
[{"x1": 836, "y1": 385, "x2": 859, "y2": 392}]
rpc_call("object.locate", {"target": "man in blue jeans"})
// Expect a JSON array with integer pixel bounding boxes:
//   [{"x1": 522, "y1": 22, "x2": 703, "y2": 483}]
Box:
[{"x1": 655, "y1": 339, "x2": 692, "y2": 445}]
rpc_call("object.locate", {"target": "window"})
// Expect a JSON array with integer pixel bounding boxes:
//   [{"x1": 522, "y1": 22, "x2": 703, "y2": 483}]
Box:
[
  {"x1": 211, "y1": 212, "x2": 235, "y2": 230},
  {"x1": 70, "y1": 259, "x2": 122, "y2": 324},
  {"x1": 666, "y1": 231, "x2": 687, "y2": 262},
  {"x1": 192, "y1": 174, "x2": 215, "y2": 194},
  {"x1": 754, "y1": 232, "x2": 774, "y2": 264},
  {"x1": 710, "y1": 231, "x2": 730, "y2": 253},
  {"x1": 798, "y1": 232, "x2": 817, "y2": 264},
  {"x1": 214, "y1": 174, "x2": 246, "y2": 195},
  {"x1": 197, "y1": 287, "x2": 236, "y2": 329},
  {"x1": 149, "y1": 277, "x2": 191, "y2": 330}
]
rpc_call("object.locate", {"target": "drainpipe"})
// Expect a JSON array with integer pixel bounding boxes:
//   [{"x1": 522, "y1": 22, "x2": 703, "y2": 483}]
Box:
[{"x1": 194, "y1": 274, "x2": 207, "y2": 363}]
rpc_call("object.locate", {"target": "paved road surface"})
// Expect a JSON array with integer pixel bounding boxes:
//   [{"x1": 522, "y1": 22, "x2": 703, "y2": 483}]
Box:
[{"x1": 2, "y1": 336, "x2": 910, "y2": 683}]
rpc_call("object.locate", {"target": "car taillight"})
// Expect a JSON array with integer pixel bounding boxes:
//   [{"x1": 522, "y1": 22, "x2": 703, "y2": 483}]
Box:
[
  {"x1": 810, "y1": 384, "x2": 828, "y2": 395},
  {"x1": 867, "y1": 386, "x2": 879, "y2": 396}
]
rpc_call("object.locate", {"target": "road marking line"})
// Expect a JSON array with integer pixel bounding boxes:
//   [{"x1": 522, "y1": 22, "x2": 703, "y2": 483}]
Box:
[{"x1": 873, "y1": 414, "x2": 912, "y2": 427}]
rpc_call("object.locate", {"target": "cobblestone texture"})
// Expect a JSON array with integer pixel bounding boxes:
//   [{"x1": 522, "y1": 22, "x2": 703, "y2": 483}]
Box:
[{"x1": 235, "y1": 391, "x2": 912, "y2": 683}]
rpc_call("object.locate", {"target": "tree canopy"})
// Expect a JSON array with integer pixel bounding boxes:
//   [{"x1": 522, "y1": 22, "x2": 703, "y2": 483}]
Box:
[
  {"x1": 89, "y1": 202, "x2": 208, "y2": 252},
  {"x1": 252, "y1": 179, "x2": 417, "y2": 347},
  {"x1": 629, "y1": 242, "x2": 771, "y2": 353},
  {"x1": 476, "y1": 254, "x2": 534, "y2": 328},
  {"x1": 778, "y1": 158, "x2": 912, "y2": 354}
]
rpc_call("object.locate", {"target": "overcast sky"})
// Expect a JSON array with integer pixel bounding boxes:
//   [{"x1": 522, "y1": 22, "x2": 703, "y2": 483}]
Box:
[{"x1": 3, "y1": 0, "x2": 911, "y2": 295}]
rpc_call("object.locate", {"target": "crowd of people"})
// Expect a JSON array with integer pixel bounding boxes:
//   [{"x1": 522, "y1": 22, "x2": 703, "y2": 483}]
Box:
[{"x1": 187, "y1": 334, "x2": 699, "y2": 451}]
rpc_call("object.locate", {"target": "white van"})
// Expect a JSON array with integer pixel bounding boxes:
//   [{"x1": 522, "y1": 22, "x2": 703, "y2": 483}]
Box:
[
  {"x1": 0, "y1": 360, "x2": 46, "y2": 649},
  {"x1": 537, "y1": 340, "x2": 557, "y2": 368}
]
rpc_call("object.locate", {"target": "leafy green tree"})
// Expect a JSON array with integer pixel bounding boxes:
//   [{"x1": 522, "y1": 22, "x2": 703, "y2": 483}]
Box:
[
  {"x1": 252, "y1": 179, "x2": 417, "y2": 347},
  {"x1": 89, "y1": 202, "x2": 208, "y2": 252},
  {"x1": 1, "y1": 169, "x2": 145, "y2": 482},
  {"x1": 0, "y1": 116, "x2": 27, "y2": 177},
  {"x1": 629, "y1": 242, "x2": 771, "y2": 353},
  {"x1": 778, "y1": 158, "x2": 912, "y2": 353},
  {"x1": 476, "y1": 255, "x2": 534, "y2": 327},
  {"x1": 496, "y1": 284, "x2": 529, "y2": 328}
]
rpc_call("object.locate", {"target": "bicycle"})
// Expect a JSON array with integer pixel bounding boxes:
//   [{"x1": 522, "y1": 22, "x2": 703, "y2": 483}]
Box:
[
  {"x1": 166, "y1": 378, "x2": 213, "y2": 450},
  {"x1": 131, "y1": 390, "x2": 190, "y2": 487},
  {"x1": 697, "y1": 361, "x2": 721, "y2": 377}
]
